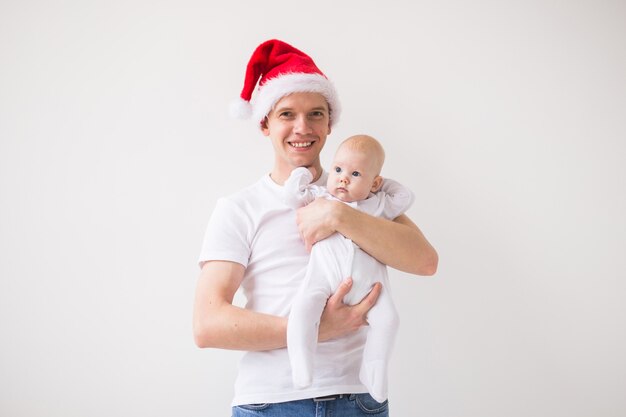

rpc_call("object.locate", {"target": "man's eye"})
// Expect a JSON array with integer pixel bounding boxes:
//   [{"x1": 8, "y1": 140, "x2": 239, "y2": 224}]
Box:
[
  {"x1": 352, "y1": 171, "x2": 361, "y2": 177},
  {"x1": 334, "y1": 167, "x2": 342, "y2": 173},
  {"x1": 279, "y1": 111, "x2": 293, "y2": 118}
]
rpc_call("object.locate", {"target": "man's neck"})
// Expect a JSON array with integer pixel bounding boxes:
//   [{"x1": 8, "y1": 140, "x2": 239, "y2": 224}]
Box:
[{"x1": 270, "y1": 164, "x2": 323, "y2": 186}]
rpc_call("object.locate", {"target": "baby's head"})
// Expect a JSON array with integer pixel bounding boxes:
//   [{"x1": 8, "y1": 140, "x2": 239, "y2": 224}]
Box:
[{"x1": 327, "y1": 134, "x2": 385, "y2": 203}]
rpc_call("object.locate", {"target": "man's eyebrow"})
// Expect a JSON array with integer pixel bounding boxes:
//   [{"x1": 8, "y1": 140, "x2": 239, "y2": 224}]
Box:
[
  {"x1": 273, "y1": 106, "x2": 328, "y2": 113},
  {"x1": 274, "y1": 106, "x2": 292, "y2": 112}
]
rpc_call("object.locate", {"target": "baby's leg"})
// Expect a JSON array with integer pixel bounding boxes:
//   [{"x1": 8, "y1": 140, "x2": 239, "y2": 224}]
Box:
[
  {"x1": 287, "y1": 234, "x2": 352, "y2": 388},
  {"x1": 287, "y1": 281, "x2": 330, "y2": 388},
  {"x1": 360, "y1": 284, "x2": 400, "y2": 403}
]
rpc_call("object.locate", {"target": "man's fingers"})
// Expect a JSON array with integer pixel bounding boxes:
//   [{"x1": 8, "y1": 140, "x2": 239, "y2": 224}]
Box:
[
  {"x1": 327, "y1": 277, "x2": 352, "y2": 305},
  {"x1": 356, "y1": 282, "x2": 382, "y2": 314}
]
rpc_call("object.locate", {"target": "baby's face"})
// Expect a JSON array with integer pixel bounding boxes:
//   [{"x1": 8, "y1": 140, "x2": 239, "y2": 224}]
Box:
[{"x1": 326, "y1": 147, "x2": 381, "y2": 202}]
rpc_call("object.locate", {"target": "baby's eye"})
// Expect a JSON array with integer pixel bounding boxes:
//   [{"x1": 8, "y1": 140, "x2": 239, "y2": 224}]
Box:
[
  {"x1": 334, "y1": 166, "x2": 342, "y2": 173},
  {"x1": 351, "y1": 171, "x2": 361, "y2": 177}
]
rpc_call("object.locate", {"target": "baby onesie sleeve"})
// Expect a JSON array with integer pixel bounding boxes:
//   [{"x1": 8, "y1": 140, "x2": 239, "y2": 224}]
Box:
[
  {"x1": 283, "y1": 167, "x2": 322, "y2": 208},
  {"x1": 359, "y1": 178, "x2": 415, "y2": 220},
  {"x1": 377, "y1": 178, "x2": 415, "y2": 219}
]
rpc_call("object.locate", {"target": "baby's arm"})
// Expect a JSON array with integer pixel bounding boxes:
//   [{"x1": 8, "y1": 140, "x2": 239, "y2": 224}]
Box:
[
  {"x1": 283, "y1": 167, "x2": 320, "y2": 208},
  {"x1": 376, "y1": 178, "x2": 416, "y2": 219}
]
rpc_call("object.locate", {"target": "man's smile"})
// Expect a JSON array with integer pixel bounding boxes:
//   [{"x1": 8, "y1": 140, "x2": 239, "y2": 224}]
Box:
[{"x1": 288, "y1": 141, "x2": 314, "y2": 149}]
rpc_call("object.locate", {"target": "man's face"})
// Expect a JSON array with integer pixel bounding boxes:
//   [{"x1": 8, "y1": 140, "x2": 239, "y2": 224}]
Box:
[{"x1": 262, "y1": 92, "x2": 331, "y2": 178}]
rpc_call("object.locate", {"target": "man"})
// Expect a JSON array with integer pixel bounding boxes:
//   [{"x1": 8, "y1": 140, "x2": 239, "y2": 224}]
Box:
[{"x1": 193, "y1": 39, "x2": 438, "y2": 416}]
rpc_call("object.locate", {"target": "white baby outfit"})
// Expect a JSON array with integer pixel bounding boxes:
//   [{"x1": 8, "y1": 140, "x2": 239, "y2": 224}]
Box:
[{"x1": 283, "y1": 167, "x2": 414, "y2": 402}]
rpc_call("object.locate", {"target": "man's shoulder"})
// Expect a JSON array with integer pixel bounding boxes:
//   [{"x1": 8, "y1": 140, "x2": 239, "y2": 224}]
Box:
[{"x1": 219, "y1": 175, "x2": 279, "y2": 208}]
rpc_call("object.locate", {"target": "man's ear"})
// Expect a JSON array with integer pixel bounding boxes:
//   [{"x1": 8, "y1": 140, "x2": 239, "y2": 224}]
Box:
[
  {"x1": 261, "y1": 117, "x2": 270, "y2": 136},
  {"x1": 371, "y1": 176, "x2": 383, "y2": 193}
]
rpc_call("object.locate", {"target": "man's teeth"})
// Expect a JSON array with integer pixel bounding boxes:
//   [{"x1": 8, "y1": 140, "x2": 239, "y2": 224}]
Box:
[{"x1": 290, "y1": 142, "x2": 312, "y2": 148}]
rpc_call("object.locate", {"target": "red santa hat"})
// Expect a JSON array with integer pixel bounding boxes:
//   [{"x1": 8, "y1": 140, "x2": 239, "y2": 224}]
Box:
[{"x1": 230, "y1": 39, "x2": 341, "y2": 127}]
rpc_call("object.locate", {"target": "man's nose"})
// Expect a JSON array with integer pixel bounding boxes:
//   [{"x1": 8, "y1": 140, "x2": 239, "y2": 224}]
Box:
[{"x1": 293, "y1": 115, "x2": 312, "y2": 134}]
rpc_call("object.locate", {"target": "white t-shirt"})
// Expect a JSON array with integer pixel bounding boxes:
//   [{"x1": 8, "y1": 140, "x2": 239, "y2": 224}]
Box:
[{"x1": 198, "y1": 172, "x2": 369, "y2": 406}]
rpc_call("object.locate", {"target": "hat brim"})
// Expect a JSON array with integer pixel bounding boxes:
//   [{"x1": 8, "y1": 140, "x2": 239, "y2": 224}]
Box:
[{"x1": 252, "y1": 73, "x2": 341, "y2": 128}]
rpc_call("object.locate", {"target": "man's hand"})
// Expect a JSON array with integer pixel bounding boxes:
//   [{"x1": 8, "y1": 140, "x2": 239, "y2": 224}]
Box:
[
  {"x1": 318, "y1": 278, "x2": 382, "y2": 342},
  {"x1": 296, "y1": 198, "x2": 343, "y2": 251}
]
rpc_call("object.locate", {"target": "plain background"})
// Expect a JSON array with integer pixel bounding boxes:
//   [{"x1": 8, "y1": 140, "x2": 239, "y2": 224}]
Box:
[{"x1": 1, "y1": 1, "x2": 625, "y2": 416}]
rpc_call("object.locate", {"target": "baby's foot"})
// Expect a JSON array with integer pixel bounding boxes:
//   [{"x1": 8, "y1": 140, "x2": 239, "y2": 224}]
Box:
[
  {"x1": 359, "y1": 360, "x2": 388, "y2": 403},
  {"x1": 292, "y1": 369, "x2": 312, "y2": 389}
]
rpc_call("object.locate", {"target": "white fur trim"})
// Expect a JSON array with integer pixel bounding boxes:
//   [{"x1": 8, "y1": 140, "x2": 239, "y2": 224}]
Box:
[
  {"x1": 251, "y1": 73, "x2": 341, "y2": 127},
  {"x1": 230, "y1": 96, "x2": 253, "y2": 119}
]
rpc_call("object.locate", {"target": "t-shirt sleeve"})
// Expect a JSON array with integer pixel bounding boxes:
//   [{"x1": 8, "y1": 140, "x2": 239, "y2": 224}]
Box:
[{"x1": 198, "y1": 197, "x2": 251, "y2": 269}]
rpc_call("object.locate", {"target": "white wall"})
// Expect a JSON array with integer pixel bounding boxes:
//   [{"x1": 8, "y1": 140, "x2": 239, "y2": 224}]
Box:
[{"x1": 1, "y1": 1, "x2": 625, "y2": 416}]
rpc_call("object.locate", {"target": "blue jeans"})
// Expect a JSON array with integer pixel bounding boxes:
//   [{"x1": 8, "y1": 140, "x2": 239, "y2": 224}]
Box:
[{"x1": 231, "y1": 393, "x2": 389, "y2": 417}]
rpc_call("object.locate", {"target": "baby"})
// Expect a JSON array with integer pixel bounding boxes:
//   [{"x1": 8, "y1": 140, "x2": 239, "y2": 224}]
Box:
[{"x1": 284, "y1": 134, "x2": 414, "y2": 402}]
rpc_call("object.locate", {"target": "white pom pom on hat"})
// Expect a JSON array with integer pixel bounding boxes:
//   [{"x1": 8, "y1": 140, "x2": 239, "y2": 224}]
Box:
[
  {"x1": 231, "y1": 39, "x2": 341, "y2": 128},
  {"x1": 229, "y1": 96, "x2": 253, "y2": 119}
]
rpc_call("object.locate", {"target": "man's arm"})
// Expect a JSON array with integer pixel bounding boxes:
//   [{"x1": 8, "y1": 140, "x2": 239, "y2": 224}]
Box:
[
  {"x1": 296, "y1": 199, "x2": 438, "y2": 276},
  {"x1": 193, "y1": 260, "x2": 382, "y2": 350},
  {"x1": 193, "y1": 260, "x2": 286, "y2": 350}
]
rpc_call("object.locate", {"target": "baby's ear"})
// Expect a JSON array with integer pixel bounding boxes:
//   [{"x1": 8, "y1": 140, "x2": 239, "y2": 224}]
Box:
[{"x1": 371, "y1": 176, "x2": 383, "y2": 193}]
